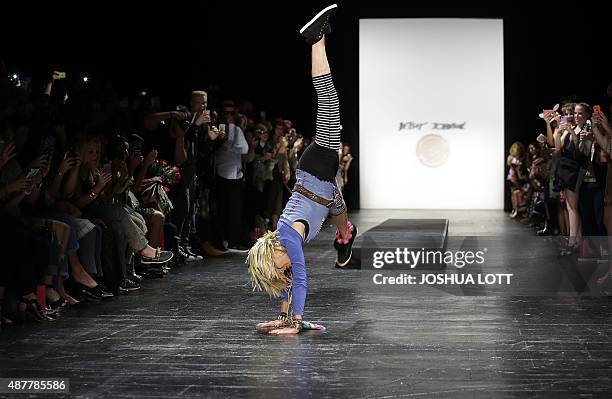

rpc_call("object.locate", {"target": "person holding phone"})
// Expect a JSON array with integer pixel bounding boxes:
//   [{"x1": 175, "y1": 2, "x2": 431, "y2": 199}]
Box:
[
  {"x1": 212, "y1": 99, "x2": 250, "y2": 253},
  {"x1": 554, "y1": 103, "x2": 591, "y2": 255},
  {"x1": 66, "y1": 136, "x2": 173, "y2": 294},
  {"x1": 144, "y1": 90, "x2": 220, "y2": 263},
  {"x1": 247, "y1": 4, "x2": 358, "y2": 335}
]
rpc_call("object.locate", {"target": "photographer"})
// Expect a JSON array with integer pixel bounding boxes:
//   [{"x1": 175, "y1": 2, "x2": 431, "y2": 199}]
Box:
[
  {"x1": 143, "y1": 90, "x2": 220, "y2": 262},
  {"x1": 213, "y1": 100, "x2": 249, "y2": 251}
]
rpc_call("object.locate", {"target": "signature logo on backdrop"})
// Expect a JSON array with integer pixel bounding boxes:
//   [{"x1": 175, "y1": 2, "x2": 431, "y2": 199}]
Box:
[
  {"x1": 397, "y1": 121, "x2": 464, "y2": 168},
  {"x1": 396, "y1": 121, "x2": 465, "y2": 168},
  {"x1": 399, "y1": 121, "x2": 466, "y2": 131}
]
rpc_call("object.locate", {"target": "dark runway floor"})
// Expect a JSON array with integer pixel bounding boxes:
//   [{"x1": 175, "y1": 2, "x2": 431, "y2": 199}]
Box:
[{"x1": 2, "y1": 210, "x2": 612, "y2": 398}]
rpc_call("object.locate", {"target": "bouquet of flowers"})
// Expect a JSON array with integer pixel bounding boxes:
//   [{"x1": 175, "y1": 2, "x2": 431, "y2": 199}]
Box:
[{"x1": 140, "y1": 160, "x2": 182, "y2": 213}]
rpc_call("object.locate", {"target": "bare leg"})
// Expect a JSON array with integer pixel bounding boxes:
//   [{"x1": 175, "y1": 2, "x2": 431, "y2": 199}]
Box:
[
  {"x1": 56, "y1": 278, "x2": 79, "y2": 305},
  {"x1": 565, "y1": 189, "x2": 581, "y2": 245},
  {"x1": 43, "y1": 275, "x2": 61, "y2": 303},
  {"x1": 511, "y1": 190, "x2": 518, "y2": 211},
  {"x1": 333, "y1": 211, "x2": 349, "y2": 240},
  {"x1": 557, "y1": 201, "x2": 566, "y2": 236},
  {"x1": 146, "y1": 211, "x2": 165, "y2": 248},
  {"x1": 140, "y1": 245, "x2": 158, "y2": 258},
  {"x1": 312, "y1": 36, "x2": 330, "y2": 77},
  {"x1": 68, "y1": 252, "x2": 98, "y2": 287}
]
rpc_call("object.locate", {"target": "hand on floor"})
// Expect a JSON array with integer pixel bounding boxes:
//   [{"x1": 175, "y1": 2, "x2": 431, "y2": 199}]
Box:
[
  {"x1": 267, "y1": 327, "x2": 301, "y2": 335},
  {"x1": 255, "y1": 320, "x2": 285, "y2": 331}
]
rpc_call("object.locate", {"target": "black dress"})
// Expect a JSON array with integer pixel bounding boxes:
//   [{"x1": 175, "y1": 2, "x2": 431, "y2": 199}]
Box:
[{"x1": 555, "y1": 133, "x2": 580, "y2": 192}]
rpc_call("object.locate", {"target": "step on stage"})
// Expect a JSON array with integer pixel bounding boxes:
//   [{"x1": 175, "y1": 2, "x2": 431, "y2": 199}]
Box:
[{"x1": 346, "y1": 218, "x2": 449, "y2": 269}]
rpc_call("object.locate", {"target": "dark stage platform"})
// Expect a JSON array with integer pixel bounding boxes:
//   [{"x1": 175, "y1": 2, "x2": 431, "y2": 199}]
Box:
[
  {"x1": 349, "y1": 218, "x2": 448, "y2": 269},
  {"x1": 2, "y1": 210, "x2": 612, "y2": 398}
]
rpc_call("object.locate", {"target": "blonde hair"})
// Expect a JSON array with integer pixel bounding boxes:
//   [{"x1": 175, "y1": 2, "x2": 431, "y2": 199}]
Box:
[
  {"x1": 509, "y1": 142, "x2": 525, "y2": 158},
  {"x1": 246, "y1": 230, "x2": 290, "y2": 297}
]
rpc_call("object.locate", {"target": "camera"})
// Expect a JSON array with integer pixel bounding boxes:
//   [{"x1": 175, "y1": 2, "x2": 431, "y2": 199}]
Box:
[{"x1": 175, "y1": 105, "x2": 194, "y2": 132}]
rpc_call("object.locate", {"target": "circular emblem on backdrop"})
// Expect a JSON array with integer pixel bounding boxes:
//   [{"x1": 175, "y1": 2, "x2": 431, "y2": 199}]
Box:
[{"x1": 416, "y1": 134, "x2": 450, "y2": 168}]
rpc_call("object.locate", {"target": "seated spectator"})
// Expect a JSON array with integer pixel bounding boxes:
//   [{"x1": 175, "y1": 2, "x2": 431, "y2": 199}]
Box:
[{"x1": 65, "y1": 135, "x2": 173, "y2": 293}]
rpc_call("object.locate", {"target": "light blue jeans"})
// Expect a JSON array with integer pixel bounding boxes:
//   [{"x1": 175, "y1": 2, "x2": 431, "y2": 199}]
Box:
[{"x1": 279, "y1": 169, "x2": 345, "y2": 243}]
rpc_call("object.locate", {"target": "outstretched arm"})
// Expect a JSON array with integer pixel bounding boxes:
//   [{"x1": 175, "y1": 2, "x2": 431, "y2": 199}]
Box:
[{"x1": 266, "y1": 224, "x2": 307, "y2": 335}]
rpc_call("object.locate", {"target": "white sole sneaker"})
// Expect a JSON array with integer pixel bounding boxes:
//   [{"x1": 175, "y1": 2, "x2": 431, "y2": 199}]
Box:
[{"x1": 299, "y1": 4, "x2": 338, "y2": 34}]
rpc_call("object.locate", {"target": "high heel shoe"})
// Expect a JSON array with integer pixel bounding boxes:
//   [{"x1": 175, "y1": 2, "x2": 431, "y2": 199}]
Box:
[
  {"x1": 69, "y1": 281, "x2": 113, "y2": 301},
  {"x1": 560, "y1": 242, "x2": 579, "y2": 256},
  {"x1": 47, "y1": 298, "x2": 69, "y2": 312},
  {"x1": 46, "y1": 285, "x2": 69, "y2": 312},
  {"x1": 536, "y1": 224, "x2": 549, "y2": 236},
  {"x1": 19, "y1": 298, "x2": 56, "y2": 322}
]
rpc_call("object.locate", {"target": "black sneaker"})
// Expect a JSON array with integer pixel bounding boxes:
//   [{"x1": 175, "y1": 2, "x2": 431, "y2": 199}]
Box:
[
  {"x1": 141, "y1": 249, "x2": 174, "y2": 265},
  {"x1": 334, "y1": 224, "x2": 357, "y2": 268},
  {"x1": 118, "y1": 278, "x2": 141, "y2": 294},
  {"x1": 299, "y1": 4, "x2": 337, "y2": 45},
  {"x1": 142, "y1": 266, "x2": 165, "y2": 279},
  {"x1": 128, "y1": 271, "x2": 142, "y2": 283},
  {"x1": 137, "y1": 262, "x2": 163, "y2": 278},
  {"x1": 176, "y1": 245, "x2": 189, "y2": 263},
  {"x1": 184, "y1": 246, "x2": 203, "y2": 262}
]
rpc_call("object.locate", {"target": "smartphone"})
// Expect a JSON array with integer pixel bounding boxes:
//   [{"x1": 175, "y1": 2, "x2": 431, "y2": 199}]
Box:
[
  {"x1": 101, "y1": 163, "x2": 112, "y2": 175},
  {"x1": 594, "y1": 105, "x2": 602, "y2": 115},
  {"x1": 67, "y1": 151, "x2": 79, "y2": 166},
  {"x1": 560, "y1": 116, "x2": 570, "y2": 125},
  {"x1": 57, "y1": 72, "x2": 66, "y2": 79},
  {"x1": 24, "y1": 169, "x2": 39, "y2": 195},
  {"x1": 68, "y1": 145, "x2": 78, "y2": 158},
  {"x1": 218, "y1": 123, "x2": 226, "y2": 134},
  {"x1": 25, "y1": 168, "x2": 40, "y2": 179}
]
